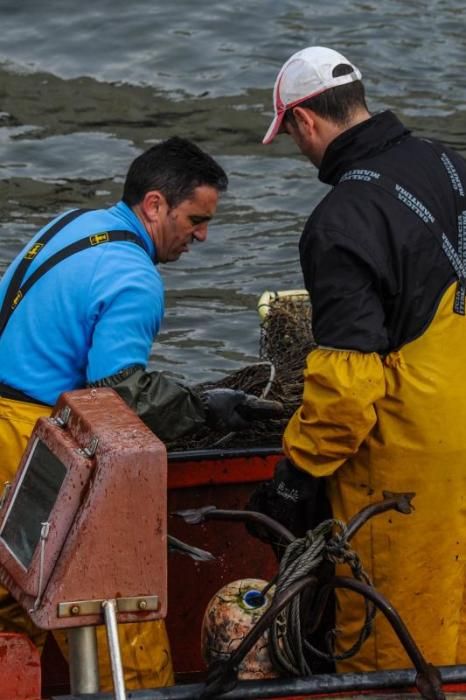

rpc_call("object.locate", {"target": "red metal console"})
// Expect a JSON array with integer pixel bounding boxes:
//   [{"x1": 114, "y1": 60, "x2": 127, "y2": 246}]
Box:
[{"x1": 0, "y1": 388, "x2": 167, "y2": 630}]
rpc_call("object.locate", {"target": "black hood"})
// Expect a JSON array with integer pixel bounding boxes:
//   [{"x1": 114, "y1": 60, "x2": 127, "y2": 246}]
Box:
[{"x1": 319, "y1": 110, "x2": 411, "y2": 185}]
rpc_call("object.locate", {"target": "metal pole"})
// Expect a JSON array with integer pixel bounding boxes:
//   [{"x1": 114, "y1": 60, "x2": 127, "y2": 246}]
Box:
[
  {"x1": 68, "y1": 626, "x2": 99, "y2": 694},
  {"x1": 102, "y1": 599, "x2": 126, "y2": 700}
]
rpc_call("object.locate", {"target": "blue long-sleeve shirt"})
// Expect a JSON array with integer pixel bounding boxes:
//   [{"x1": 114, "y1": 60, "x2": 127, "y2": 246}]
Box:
[{"x1": 0, "y1": 202, "x2": 164, "y2": 405}]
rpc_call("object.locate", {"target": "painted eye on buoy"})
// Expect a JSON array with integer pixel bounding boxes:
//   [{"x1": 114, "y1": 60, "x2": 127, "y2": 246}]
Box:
[{"x1": 242, "y1": 589, "x2": 266, "y2": 609}]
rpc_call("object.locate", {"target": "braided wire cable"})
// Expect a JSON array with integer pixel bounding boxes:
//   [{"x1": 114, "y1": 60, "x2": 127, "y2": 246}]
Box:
[{"x1": 268, "y1": 519, "x2": 376, "y2": 675}]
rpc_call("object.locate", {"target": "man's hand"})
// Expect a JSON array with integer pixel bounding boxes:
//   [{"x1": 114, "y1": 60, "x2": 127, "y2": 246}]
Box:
[
  {"x1": 201, "y1": 389, "x2": 284, "y2": 432},
  {"x1": 246, "y1": 457, "x2": 323, "y2": 545},
  {"x1": 202, "y1": 388, "x2": 249, "y2": 431}
]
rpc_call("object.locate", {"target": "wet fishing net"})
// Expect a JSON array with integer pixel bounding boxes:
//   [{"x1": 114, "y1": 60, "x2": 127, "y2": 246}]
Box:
[{"x1": 166, "y1": 292, "x2": 316, "y2": 451}]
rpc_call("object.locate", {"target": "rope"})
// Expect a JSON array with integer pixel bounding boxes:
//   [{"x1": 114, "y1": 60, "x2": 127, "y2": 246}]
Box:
[{"x1": 268, "y1": 519, "x2": 376, "y2": 675}]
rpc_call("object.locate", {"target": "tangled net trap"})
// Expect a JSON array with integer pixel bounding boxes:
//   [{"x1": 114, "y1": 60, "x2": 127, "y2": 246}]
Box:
[{"x1": 166, "y1": 292, "x2": 315, "y2": 451}]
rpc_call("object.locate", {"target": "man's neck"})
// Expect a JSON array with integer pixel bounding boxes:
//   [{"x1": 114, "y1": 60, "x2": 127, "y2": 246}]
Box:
[{"x1": 317, "y1": 109, "x2": 371, "y2": 167}]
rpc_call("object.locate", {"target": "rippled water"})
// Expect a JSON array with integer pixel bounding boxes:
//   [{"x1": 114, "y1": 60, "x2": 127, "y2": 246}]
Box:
[{"x1": 1, "y1": 0, "x2": 465, "y2": 382}]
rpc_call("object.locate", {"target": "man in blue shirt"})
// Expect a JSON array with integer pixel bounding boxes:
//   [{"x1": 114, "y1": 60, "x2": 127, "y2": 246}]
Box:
[{"x1": 0, "y1": 136, "x2": 268, "y2": 691}]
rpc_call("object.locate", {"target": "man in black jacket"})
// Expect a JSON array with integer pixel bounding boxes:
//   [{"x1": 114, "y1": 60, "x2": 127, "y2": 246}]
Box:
[{"x1": 260, "y1": 46, "x2": 466, "y2": 671}]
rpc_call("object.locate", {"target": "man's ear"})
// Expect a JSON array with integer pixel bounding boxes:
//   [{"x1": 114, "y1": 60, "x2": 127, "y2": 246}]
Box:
[
  {"x1": 140, "y1": 190, "x2": 167, "y2": 223},
  {"x1": 292, "y1": 106, "x2": 315, "y2": 136}
]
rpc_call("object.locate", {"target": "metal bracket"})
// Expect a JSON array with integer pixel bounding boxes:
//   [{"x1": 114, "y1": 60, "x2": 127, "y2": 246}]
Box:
[
  {"x1": 83, "y1": 436, "x2": 99, "y2": 458},
  {"x1": 74, "y1": 436, "x2": 100, "y2": 458},
  {"x1": 0, "y1": 481, "x2": 11, "y2": 511},
  {"x1": 58, "y1": 595, "x2": 159, "y2": 618},
  {"x1": 52, "y1": 406, "x2": 72, "y2": 428}
]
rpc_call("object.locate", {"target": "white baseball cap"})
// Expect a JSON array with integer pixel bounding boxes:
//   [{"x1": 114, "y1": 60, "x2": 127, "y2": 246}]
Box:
[{"x1": 263, "y1": 46, "x2": 362, "y2": 144}]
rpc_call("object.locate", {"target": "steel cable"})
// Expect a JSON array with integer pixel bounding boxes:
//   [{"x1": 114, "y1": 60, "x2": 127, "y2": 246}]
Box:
[{"x1": 268, "y1": 519, "x2": 376, "y2": 675}]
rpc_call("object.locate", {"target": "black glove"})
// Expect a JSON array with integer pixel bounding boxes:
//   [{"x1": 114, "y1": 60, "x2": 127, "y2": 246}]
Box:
[
  {"x1": 201, "y1": 388, "x2": 250, "y2": 432},
  {"x1": 246, "y1": 457, "x2": 325, "y2": 547}
]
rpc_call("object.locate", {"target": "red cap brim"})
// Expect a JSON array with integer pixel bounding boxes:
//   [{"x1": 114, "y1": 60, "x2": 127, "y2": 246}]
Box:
[{"x1": 262, "y1": 110, "x2": 285, "y2": 145}]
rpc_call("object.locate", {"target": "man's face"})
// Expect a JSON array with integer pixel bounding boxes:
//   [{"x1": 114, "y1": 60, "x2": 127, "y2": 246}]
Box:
[
  {"x1": 155, "y1": 185, "x2": 219, "y2": 263},
  {"x1": 280, "y1": 108, "x2": 327, "y2": 168},
  {"x1": 283, "y1": 115, "x2": 320, "y2": 167}
]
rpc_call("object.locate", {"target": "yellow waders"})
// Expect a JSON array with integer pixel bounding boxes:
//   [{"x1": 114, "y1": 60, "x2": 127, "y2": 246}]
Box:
[
  {"x1": 284, "y1": 283, "x2": 466, "y2": 672},
  {"x1": 0, "y1": 395, "x2": 174, "y2": 690}
]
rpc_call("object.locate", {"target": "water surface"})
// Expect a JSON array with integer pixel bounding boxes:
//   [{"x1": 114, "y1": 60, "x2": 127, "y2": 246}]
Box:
[{"x1": 1, "y1": 0, "x2": 465, "y2": 382}]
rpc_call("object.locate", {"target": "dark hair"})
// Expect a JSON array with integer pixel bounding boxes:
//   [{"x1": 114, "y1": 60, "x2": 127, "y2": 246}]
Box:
[
  {"x1": 122, "y1": 136, "x2": 228, "y2": 208},
  {"x1": 285, "y1": 64, "x2": 368, "y2": 127}
]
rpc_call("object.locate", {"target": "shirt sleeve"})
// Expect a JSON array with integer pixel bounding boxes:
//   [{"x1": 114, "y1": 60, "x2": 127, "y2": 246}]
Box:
[
  {"x1": 88, "y1": 367, "x2": 206, "y2": 441},
  {"x1": 300, "y1": 220, "x2": 390, "y2": 353},
  {"x1": 85, "y1": 245, "x2": 164, "y2": 383},
  {"x1": 283, "y1": 347, "x2": 385, "y2": 477}
]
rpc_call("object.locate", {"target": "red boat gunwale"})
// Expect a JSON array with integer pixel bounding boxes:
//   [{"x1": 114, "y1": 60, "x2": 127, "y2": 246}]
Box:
[{"x1": 167, "y1": 446, "x2": 282, "y2": 488}]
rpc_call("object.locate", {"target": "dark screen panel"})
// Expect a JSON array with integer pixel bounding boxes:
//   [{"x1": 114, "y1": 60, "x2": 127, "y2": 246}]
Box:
[{"x1": 0, "y1": 440, "x2": 67, "y2": 568}]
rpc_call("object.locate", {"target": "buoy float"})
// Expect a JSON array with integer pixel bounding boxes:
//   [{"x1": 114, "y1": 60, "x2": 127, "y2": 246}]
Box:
[
  {"x1": 257, "y1": 289, "x2": 309, "y2": 320},
  {"x1": 201, "y1": 578, "x2": 278, "y2": 680}
]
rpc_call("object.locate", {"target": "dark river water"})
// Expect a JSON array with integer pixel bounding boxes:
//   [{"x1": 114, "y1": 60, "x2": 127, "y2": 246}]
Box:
[{"x1": 1, "y1": 0, "x2": 465, "y2": 383}]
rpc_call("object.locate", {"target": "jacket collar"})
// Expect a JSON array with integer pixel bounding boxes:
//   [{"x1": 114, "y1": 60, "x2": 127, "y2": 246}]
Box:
[{"x1": 318, "y1": 110, "x2": 411, "y2": 185}]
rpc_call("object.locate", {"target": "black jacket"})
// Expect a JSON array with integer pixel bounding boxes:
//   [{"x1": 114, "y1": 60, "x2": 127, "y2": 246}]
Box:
[{"x1": 300, "y1": 110, "x2": 466, "y2": 353}]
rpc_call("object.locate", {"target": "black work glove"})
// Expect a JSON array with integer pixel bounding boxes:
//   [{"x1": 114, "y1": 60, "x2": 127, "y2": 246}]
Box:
[
  {"x1": 202, "y1": 389, "x2": 284, "y2": 433},
  {"x1": 246, "y1": 457, "x2": 324, "y2": 547},
  {"x1": 201, "y1": 388, "x2": 250, "y2": 432}
]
